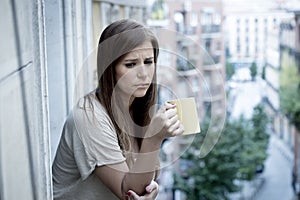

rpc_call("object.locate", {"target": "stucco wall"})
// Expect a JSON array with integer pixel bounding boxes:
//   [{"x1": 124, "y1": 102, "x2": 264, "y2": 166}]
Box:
[{"x1": 0, "y1": 0, "x2": 51, "y2": 199}]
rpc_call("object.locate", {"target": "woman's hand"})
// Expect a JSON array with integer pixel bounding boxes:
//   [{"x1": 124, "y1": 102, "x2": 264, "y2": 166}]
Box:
[
  {"x1": 146, "y1": 102, "x2": 184, "y2": 140},
  {"x1": 126, "y1": 180, "x2": 159, "y2": 200}
]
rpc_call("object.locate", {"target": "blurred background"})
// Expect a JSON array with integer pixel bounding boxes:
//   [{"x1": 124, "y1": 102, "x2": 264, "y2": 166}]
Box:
[{"x1": 0, "y1": 0, "x2": 300, "y2": 199}]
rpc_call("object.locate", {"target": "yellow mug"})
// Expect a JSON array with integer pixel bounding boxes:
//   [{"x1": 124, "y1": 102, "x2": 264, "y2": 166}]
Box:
[{"x1": 168, "y1": 97, "x2": 201, "y2": 135}]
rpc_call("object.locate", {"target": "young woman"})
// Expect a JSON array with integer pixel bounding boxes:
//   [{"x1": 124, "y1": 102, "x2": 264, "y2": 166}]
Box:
[{"x1": 52, "y1": 19, "x2": 184, "y2": 200}]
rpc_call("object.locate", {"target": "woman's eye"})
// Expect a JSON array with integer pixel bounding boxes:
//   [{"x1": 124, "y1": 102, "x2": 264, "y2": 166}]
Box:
[
  {"x1": 144, "y1": 60, "x2": 153, "y2": 65},
  {"x1": 125, "y1": 63, "x2": 136, "y2": 68}
]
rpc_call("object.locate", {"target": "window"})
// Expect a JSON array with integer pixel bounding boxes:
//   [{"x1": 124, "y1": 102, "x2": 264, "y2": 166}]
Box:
[{"x1": 190, "y1": 12, "x2": 198, "y2": 27}]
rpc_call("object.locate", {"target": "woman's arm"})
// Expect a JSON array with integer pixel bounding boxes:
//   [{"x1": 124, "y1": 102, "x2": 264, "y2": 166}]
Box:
[
  {"x1": 94, "y1": 136, "x2": 161, "y2": 199},
  {"x1": 94, "y1": 103, "x2": 184, "y2": 199}
]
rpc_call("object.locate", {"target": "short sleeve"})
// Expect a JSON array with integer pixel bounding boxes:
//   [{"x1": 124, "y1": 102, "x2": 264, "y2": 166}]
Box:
[{"x1": 71, "y1": 97, "x2": 126, "y2": 180}]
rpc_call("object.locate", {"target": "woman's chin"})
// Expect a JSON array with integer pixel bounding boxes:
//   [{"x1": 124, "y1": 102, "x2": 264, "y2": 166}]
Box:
[{"x1": 133, "y1": 90, "x2": 147, "y2": 98}]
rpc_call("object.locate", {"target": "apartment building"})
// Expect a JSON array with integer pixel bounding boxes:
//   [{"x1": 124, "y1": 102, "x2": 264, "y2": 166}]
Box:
[
  {"x1": 148, "y1": 0, "x2": 226, "y2": 198},
  {"x1": 264, "y1": 12, "x2": 293, "y2": 137},
  {"x1": 278, "y1": 8, "x2": 300, "y2": 194},
  {"x1": 149, "y1": 0, "x2": 226, "y2": 130}
]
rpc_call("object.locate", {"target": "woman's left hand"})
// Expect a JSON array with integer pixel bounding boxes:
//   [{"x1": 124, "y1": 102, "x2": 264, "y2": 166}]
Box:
[{"x1": 126, "y1": 180, "x2": 159, "y2": 200}]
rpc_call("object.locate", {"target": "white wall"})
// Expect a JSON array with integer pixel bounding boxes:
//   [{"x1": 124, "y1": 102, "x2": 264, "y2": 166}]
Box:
[
  {"x1": 0, "y1": 0, "x2": 51, "y2": 199},
  {"x1": 45, "y1": 0, "x2": 94, "y2": 161}
]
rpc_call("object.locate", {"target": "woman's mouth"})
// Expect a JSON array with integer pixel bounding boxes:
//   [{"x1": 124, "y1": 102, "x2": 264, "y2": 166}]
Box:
[{"x1": 135, "y1": 83, "x2": 150, "y2": 88}]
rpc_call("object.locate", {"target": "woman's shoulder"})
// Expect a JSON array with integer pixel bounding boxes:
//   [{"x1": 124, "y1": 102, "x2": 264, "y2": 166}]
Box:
[
  {"x1": 75, "y1": 91, "x2": 107, "y2": 116},
  {"x1": 72, "y1": 91, "x2": 113, "y2": 128},
  {"x1": 71, "y1": 92, "x2": 118, "y2": 142}
]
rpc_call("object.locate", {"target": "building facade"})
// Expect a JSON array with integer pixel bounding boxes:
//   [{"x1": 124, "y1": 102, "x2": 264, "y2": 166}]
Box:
[
  {"x1": 0, "y1": 0, "x2": 51, "y2": 199},
  {"x1": 148, "y1": 0, "x2": 226, "y2": 199},
  {"x1": 278, "y1": 9, "x2": 300, "y2": 194},
  {"x1": 223, "y1": 0, "x2": 288, "y2": 67}
]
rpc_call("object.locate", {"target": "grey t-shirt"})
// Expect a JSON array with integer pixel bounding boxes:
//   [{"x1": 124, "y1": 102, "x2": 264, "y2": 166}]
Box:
[{"x1": 52, "y1": 94, "x2": 126, "y2": 200}]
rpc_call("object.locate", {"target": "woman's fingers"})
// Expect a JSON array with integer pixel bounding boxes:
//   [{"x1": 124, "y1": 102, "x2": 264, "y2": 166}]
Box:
[
  {"x1": 160, "y1": 103, "x2": 183, "y2": 133},
  {"x1": 149, "y1": 102, "x2": 184, "y2": 138},
  {"x1": 126, "y1": 190, "x2": 139, "y2": 200},
  {"x1": 168, "y1": 119, "x2": 185, "y2": 135},
  {"x1": 167, "y1": 119, "x2": 180, "y2": 133},
  {"x1": 157, "y1": 102, "x2": 176, "y2": 114},
  {"x1": 165, "y1": 107, "x2": 177, "y2": 119},
  {"x1": 172, "y1": 123, "x2": 185, "y2": 136},
  {"x1": 165, "y1": 102, "x2": 176, "y2": 110},
  {"x1": 165, "y1": 113, "x2": 178, "y2": 127},
  {"x1": 145, "y1": 180, "x2": 159, "y2": 193},
  {"x1": 126, "y1": 180, "x2": 159, "y2": 200}
]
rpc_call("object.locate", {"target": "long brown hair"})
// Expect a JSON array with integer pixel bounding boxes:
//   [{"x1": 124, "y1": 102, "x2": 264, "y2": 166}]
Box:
[{"x1": 86, "y1": 19, "x2": 159, "y2": 152}]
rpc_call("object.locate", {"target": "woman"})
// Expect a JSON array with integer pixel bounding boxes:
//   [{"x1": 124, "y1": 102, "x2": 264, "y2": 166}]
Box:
[{"x1": 52, "y1": 19, "x2": 184, "y2": 200}]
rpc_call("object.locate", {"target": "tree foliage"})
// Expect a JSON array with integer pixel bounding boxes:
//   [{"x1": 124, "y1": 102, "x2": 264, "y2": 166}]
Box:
[
  {"x1": 151, "y1": 0, "x2": 167, "y2": 20},
  {"x1": 249, "y1": 62, "x2": 257, "y2": 81},
  {"x1": 239, "y1": 105, "x2": 270, "y2": 180},
  {"x1": 279, "y1": 50, "x2": 300, "y2": 131},
  {"x1": 173, "y1": 104, "x2": 269, "y2": 199},
  {"x1": 261, "y1": 64, "x2": 266, "y2": 80},
  {"x1": 226, "y1": 62, "x2": 235, "y2": 80}
]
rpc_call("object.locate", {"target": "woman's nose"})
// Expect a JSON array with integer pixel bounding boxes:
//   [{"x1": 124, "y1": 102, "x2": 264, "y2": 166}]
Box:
[{"x1": 137, "y1": 66, "x2": 147, "y2": 79}]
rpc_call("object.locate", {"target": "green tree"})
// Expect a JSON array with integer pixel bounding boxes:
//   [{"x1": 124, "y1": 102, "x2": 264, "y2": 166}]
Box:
[
  {"x1": 280, "y1": 84, "x2": 300, "y2": 130},
  {"x1": 239, "y1": 105, "x2": 269, "y2": 180},
  {"x1": 279, "y1": 50, "x2": 300, "y2": 130},
  {"x1": 249, "y1": 62, "x2": 257, "y2": 81},
  {"x1": 174, "y1": 118, "x2": 242, "y2": 200},
  {"x1": 173, "y1": 104, "x2": 270, "y2": 199},
  {"x1": 226, "y1": 62, "x2": 235, "y2": 80},
  {"x1": 151, "y1": 0, "x2": 166, "y2": 20},
  {"x1": 261, "y1": 65, "x2": 266, "y2": 80}
]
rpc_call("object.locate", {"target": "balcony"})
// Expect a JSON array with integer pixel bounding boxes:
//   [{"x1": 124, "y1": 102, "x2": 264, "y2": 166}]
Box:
[
  {"x1": 176, "y1": 34, "x2": 194, "y2": 46},
  {"x1": 175, "y1": 24, "x2": 197, "y2": 35},
  {"x1": 147, "y1": 19, "x2": 169, "y2": 27},
  {"x1": 184, "y1": 26, "x2": 197, "y2": 36},
  {"x1": 203, "y1": 86, "x2": 224, "y2": 102},
  {"x1": 175, "y1": 26, "x2": 198, "y2": 45},
  {"x1": 201, "y1": 25, "x2": 220, "y2": 34},
  {"x1": 202, "y1": 63, "x2": 222, "y2": 71},
  {"x1": 177, "y1": 68, "x2": 200, "y2": 77},
  {"x1": 202, "y1": 54, "x2": 221, "y2": 65},
  {"x1": 176, "y1": 58, "x2": 196, "y2": 71},
  {"x1": 201, "y1": 25, "x2": 221, "y2": 39}
]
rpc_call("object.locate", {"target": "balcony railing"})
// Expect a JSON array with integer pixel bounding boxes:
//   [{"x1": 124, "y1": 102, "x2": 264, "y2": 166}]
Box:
[
  {"x1": 203, "y1": 55, "x2": 220, "y2": 66},
  {"x1": 184, "y1": 26, "x2": 197, "y2": 35},
  {"x1": 201, "y1": 25, "x2": 220, "y2": 34},
  {"x1": 175, "y1": 25, "x2": 197, "y2": 35},
  {"x1": 203, "y1": 87, "x2": 224, "y2": 102},
  {"x1": 176, "y1": 58, "x2": 196, "y2": 71},
  {"x1": 202, "y1": 63, "x2": 222, "y2": 71}
]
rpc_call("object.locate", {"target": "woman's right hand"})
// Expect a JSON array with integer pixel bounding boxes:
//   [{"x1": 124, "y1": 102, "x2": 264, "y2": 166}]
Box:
[
  {"x1": 146, "y1": 102, "x2": 184, "y2": 140},
  {"x1": 126, "y1": 180, "x2": 159, "y2": 200}
]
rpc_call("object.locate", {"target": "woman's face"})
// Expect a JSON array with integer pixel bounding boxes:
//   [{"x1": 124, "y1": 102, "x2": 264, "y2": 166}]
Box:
[{"x1": 115, "y1": 41, "x2": 155, "y2": 104}]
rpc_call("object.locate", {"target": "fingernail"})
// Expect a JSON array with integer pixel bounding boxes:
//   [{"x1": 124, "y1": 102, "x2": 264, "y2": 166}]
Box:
[
  {"x1": 127, "y1": 191, "x2": 131, "y2": 196},
  {"x1": 146, "y1": 186, "x2": 152, "y2": 193}
]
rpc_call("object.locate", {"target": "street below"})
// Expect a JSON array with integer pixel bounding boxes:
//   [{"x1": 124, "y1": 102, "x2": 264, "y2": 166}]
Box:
[
  {"x1": 255, "y1": 133, "x2": 294, "y2": 200},
  {"x1": 230, "y1": 78, "x2": 296, "y2": 200}
]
